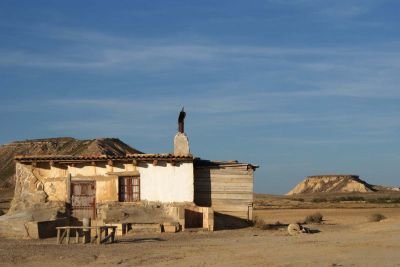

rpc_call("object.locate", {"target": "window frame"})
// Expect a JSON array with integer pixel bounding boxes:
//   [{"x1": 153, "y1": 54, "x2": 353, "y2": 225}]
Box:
[{"x1": 118, "y1": 176, "x2": 140, "y2": 202}]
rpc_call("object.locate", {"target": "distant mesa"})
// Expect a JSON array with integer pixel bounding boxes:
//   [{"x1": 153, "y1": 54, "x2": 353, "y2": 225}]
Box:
[
  {"x1": 287, "y1": 174, "x2": 380, "y2": 195},
  {"x1": 287, "y1": 174, "x2": 400, "y2": 195}
]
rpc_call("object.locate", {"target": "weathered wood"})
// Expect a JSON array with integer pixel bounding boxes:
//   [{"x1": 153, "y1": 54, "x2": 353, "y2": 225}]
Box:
[
  {"x1": 206, "y1": 200, "x2": 253, "y2": 207},
  {"x1": 195, "y1": 173, "x2": 252, "y2": 179},
  {"x1": 57, "y1": 229, "x2": 61, "y2": 244},
  {"x1": 195, "y1": 184, "x2": 253, "y2": 191},
  {"x1": 195, "y1": 177, "x2": 253, "y2": 184},
  {"x1": 195, "y1": 192, "x2": 253, "y2": 199},
  {"x1": 58, "y1": 229, "x2": 67, "y2": 244},
  {"x1": 210, "y1": 205, "x2": 251, "y2": 212},
  {"x1": 102, "y1": 231, "x2": 114, "y2": 243},
  {"x1": 215, "y1": 211, "x2": 249, "y2": 219},
  {"x1": 194, "y1": 163, "x2": 255, "y2": 222},
  {"x1": 66, "y1": 228, "x2": 70, "y2": 244},
  {"x1": 55, "y1": 226, "x2": 117, "y2": 245},
  {"x1": 97, "y1": 229, "x2": 102, "y2": 244},
  {"x1": 195, "y1": 176, "x2": 251, "y2": 182},
  {"x1": 75, "y1": 230, "x2": 79, "y2": 243},
  {"x1": 195, "y1": 170, "x2": 250, "y2": 176},
  {"x1": 84, "y1": 230, "x2": 89, "y2": 244}
]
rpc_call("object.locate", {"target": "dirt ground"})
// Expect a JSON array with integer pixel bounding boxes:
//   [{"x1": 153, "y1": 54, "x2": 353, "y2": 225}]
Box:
[{"x1": 1, "y1": 207, "x2": 400, "y2": 267}]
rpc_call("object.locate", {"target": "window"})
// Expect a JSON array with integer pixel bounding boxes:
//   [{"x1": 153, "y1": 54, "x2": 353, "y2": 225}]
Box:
[{"x1": 119, "y1": 176, "x2": 140, "y2": 202}]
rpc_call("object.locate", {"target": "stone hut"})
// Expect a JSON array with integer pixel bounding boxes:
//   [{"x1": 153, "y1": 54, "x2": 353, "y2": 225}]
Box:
[{"x1": 0, "y1": 110, "x2": 258, "y2": 238}]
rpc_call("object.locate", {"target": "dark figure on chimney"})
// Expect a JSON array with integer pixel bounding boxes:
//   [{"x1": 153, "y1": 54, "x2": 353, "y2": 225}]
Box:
[{"x1": 178, "y1": 107, "x2": 186, "y2": 133}]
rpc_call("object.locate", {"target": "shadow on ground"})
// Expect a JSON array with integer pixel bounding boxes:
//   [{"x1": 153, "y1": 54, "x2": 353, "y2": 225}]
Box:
[{"x1": 115, "y1": 237, "x2": 166, "y2": 243}]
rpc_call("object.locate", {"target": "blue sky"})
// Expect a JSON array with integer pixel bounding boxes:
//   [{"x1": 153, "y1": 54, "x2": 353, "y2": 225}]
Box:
[{"x1": 1, "y1": 0, "x2": 399, "y2": 194}]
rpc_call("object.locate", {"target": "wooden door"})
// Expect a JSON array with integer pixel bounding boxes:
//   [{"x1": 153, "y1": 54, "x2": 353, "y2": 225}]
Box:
[
  {"x1": 71, "y1": 181, "x2": 96, "y2": 219},
  {"x1": 185, "y1": 209, "x2": 203, "y2": 228}
]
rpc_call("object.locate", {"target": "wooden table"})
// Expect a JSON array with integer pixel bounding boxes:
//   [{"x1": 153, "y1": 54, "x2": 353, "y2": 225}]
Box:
[{"x1": 56, "y1": 226, "x2": 117, "y2": 245}]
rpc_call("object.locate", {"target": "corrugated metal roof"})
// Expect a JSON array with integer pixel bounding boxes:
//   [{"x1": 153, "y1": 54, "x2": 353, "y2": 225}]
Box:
[{"x1": 193, "y1": 158, "x2": 259, "y2": 169}]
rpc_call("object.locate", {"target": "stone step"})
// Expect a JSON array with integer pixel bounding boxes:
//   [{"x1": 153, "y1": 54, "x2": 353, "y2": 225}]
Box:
[
  {"x1": 130, "y1": 223, "x2": 162, "y2": 233},
  {"x1": 162, "y1": 222, "x2": 180, "y2": 233}
]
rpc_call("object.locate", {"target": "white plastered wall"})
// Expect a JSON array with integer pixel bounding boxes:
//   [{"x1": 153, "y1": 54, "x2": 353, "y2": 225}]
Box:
[
  {"x1": 22, "y1": 160, "x2": 194, "y2": 204},
  {"x1": 137, "y1": 162, "x2": 194, "y2": 203}
]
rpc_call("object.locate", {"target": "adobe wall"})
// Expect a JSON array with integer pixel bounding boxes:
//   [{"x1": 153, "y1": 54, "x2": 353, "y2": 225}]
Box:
[{"x1": 12, "y1": 160, "x2": 194, "y2": 210}]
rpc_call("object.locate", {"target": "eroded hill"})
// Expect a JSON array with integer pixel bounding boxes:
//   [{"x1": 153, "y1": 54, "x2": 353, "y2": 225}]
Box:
[
  {"x1": 0, "y1": 137, "x2": 142, "y2": 189},
  {"x1": 286, "y1": 175, "x2": 375, "y2": 195}
]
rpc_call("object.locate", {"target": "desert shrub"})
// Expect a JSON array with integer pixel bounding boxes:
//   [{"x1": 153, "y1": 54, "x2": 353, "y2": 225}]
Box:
[
  {"x1": 292, "y1": 198, "x2": 305, "y2": 202},
  {"x1": 328, "y1": 196, "x2": 365, "y2": 203},
  {"x1": 367, "y1": 197, "x2": 400, "y2": 204},
  {"x1": 304, "y1": 212, "x2": 323, "y2": 224},
  {"x1": 253, "y1": 216, "x2": 266, "y2": 228},
  {"x1": 0, "y1": 209, "x2": 4, "y2": 216},
  {"x1": 312, "y1": 197, "x2": 327, "y2": 203},
  {"x1": 369, "y1": 213, "x2": 386, "y2": 222},
  {"x1": 340, "y1": 196, "x2": 365, "y2": 202},
  {"x1": 253, "y1": 217, "x2": 281, "y2": 230}
]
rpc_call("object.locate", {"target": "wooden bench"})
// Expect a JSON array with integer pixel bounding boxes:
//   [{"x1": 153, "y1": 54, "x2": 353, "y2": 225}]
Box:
[{"x1": 56, "y1": 226, "x2": 117, "y2": 245}]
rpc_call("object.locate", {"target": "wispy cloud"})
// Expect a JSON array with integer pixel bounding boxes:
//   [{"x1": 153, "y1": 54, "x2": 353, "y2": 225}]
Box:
[{"x1": 2, "y1": 25, "x2": 400, "y2": 70}]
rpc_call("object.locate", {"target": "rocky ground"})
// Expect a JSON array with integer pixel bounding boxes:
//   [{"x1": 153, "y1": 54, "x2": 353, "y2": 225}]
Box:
[{"x1": 1, "y1": 206, "x2": 400, "y2": 266}]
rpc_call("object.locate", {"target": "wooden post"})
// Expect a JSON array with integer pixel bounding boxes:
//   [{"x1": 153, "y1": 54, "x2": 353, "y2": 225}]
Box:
[
  {"x1": 57, "y1": 229, "x2": 61, "y2": 244},
  {"x1": 75, "y1": 229, "x2": 79, "y2": 243},
  {"x1": 97, "y1": 228, "x2": 102, "y2": 245},
  {"x1": 66, "y1": 174, "x2": 72, "y2": 205},
  {"x1": 92, "y1": 161, "x2": 96, "y2": 175},
  {"x1": 111, "y1": 228, "x2": 115, "y2": 243},
  {"x1": 59, "y1": 229, "x2": 67, "y2": 244},
  {"x1": 66, "y1": 228, "x2": 70, "y2": 244}
]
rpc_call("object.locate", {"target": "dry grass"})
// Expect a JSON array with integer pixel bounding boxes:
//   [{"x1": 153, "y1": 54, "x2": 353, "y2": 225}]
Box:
[
  {"x1": 303, "y1": 212, "x2": 324, "y2": 224},
  {"x1": 369, "y1": 213, "x2": 386, "y2": 222},
  {"x1": 253, "y1": 216, "x2": 283, "y2": 230}
]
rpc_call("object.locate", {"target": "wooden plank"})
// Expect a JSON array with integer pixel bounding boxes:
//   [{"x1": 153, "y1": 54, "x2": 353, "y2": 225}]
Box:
[
  {"x1": 211, "y1": 200, "x2": 252, "y2": 206},
  {"x1": 195, "y1": 197, "x2": 252, "y2": 203},
  {"x1": 195, "y1": 180, "x2": 253, "y2": 185},
  {"x1": 215, "y1": 211, "x2": 249, "y2": 219},
  {"x1": 102, "y1": 232, "x2": 114, "y2": 243},
  {"x1": 195, "y1": 180, "x2": 252, "y2": 185},
  {"x1": 60, "y1": 229, "x2": 66, "y2": 244},
  {"x1": 195, "y1": 170, "x2": 251, "y2": 176},
  {"x1": 57, "y1": 229, "x2": 61, "y2": 244},
  {"x1": 195, "y1": 184, "x2": 253, "y2": 191},
  {"x1": 211, "y1": 205, "x2": 251, "y2": 212},
  {"x1": 195, "y1": 173, "x2": 252, "y2": 179},
  {"x1": 97, "y1": 229, "x2": 102, "y2": 245},
  {"x1": 195, "y1": 171, "x2": 252, "y2": 176},
  {"x1": 194, "y1": 181, "x2": 253, "y2": 189},
  {"x1": 75, "y1": 230, "x2": 79, "y2": 243},
  {"x1": 195, "y1": 192, "x2": 253, "y2": 198},
  {"x1": 66, "y1": 228, "x2": 70, "y2": 244}
]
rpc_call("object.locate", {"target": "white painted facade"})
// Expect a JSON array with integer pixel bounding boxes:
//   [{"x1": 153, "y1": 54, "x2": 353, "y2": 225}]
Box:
[
  {"x1": 22, "y1": 159, "x2": 194, "y2": 204},
  {"x1": 138, "y1": 162, "x2": 194, "y2": 202}
]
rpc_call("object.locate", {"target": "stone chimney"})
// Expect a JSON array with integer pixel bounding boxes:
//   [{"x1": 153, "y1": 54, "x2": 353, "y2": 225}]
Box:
[{"x1": 174, "y1": 108, "x2": 190, "y2": 156}]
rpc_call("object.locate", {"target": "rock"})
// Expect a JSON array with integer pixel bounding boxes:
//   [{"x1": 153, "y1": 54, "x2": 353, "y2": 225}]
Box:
[
  {"x1": 163, "y1": 222, "x2": 180, "y2": 232},
  {"x1": 288, "y1": 223, "x2": 302, "y2": 235}
]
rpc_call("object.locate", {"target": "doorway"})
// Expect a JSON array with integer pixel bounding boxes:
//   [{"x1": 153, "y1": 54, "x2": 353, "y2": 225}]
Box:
[{"x1": 71, "y1": 181, "x2": 96, "y2": 219}]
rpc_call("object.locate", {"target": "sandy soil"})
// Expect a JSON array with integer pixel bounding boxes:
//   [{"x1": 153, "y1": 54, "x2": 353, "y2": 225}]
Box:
[{"x1": 1, "y1": 207, "x2": 400, "y2": 267}]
